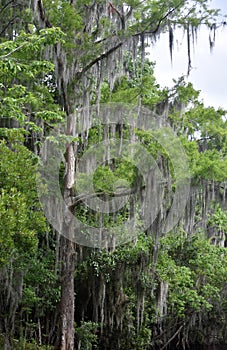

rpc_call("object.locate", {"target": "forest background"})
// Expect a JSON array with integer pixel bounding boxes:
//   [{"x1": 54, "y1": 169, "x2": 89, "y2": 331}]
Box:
[{"x1": 0, "y1": 1, "x2": 227, "y2": 350}]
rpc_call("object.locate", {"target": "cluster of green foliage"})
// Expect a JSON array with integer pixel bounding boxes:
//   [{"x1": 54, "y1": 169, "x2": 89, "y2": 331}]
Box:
[
  {"x1": 0, "y1": 23, "x2": 65, "y2": 265},
  {"x1": 0, "y1": 26, "x2": 64, "y2": 348},
  {"x1": 0, "y1": 140, "x2": 39, "y2": 266},
  {"x1": 74, "y1": 229, "x2": 227, "y2": 348},
  {"x1": 74, "y1": 321, "x2": 99, "y2": 350},
  {"x1": 157, "y1": 230, "x2": 227, "y2": 317}
]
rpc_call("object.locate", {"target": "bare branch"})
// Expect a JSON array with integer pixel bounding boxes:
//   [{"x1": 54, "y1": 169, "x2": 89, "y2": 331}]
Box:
[
  {"x1": 0, "y1": 16, "x2": 19, "y2": 36},
  {"x1": 69, "y1": 185, "x2": 140, "y2": 209},
  {"x1": 0, "y1": 0, "x2": 20, "y2": 15},
  {"x1": 134, "y1": 2, "x2": 183, "y2": 37},
  {"x1": 160, "y1": 325, "x2": 183, "y2": 350},
  {"x1": 75, "y1": 41, "x2": 123, "y2": 79},
  {"x1": 0, "y1": 43, "x2": 26, "y2": 59}
]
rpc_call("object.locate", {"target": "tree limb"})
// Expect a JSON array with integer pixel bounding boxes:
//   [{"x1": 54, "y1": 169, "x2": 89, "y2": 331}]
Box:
[
  {"x1": 0, "y1": 0, "x2": 20, "y2": 15},
  {"x1": 37, "y1": 0, "x2": 51, "y2": 28},
  {"x1": 134, "y1": 2, "x2": 183, "y2": 37},
  {"x1": 160, "y1": 325, "x2": 183, "y2": 350},
  {"x1": 69, "y1": 186, "x2": 138, "y2": 209},
  {"x1": 0, "y1": 16, "x2": 19, "y2": 36},
  {"x1": 0, "y1": 43, "x2": 26, "y2": 59},
  {"x1": 74, "y1": 41, "x2": 123, "y2": 79},
  {"x1": 75, "y1": 5, "x2": 182, "y2": 78}
]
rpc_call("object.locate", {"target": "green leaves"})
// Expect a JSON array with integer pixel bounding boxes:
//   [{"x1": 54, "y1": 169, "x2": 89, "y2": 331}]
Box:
[
  {"x1": 0, "y1": 27, "x2": 65, "y2": 59},
  {"x1": 165, "y1": 77, "x2": 227, "y2": 182},
  {"x1": 157, "y1": 231, "x2": 227, "y2": 317},
  {"x1": 75, "y1": 321, "x2": 98, "y2": 350},
  {"x1": 208, "y1": 205, "x2": 227, "y2": 235},
  {"x1": 0, "y1": 188, "x2": 37, "y2": 267},
  {"x1": 194, "y1": 149, "x2": 227, "y2": 181},
  {"x1": 101, "y1": 58, "x2": 161, "y2": 106},
  {"x1": 0, "y1": 33, "x2": 64, "y2": 145},
  {"x1": 0, "y1": 141, "x2": 47, "y2": 266}
]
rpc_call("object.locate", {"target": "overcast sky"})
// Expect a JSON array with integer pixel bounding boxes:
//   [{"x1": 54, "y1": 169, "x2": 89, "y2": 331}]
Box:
[{"x1": 149, "y1": 0, "x2": 227, "y2": 110}]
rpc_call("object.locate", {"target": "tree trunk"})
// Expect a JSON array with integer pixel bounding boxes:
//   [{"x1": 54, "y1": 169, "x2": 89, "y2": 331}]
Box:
[
  {"x1": 55, "y1": 235, "x2": 75, "y2": 350},
  {"x1": 55, "y1": 120, "x2": 76, "y2": 349}
]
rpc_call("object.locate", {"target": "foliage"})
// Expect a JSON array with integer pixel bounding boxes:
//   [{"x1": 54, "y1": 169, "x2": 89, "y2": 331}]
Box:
[
  {"x1": 157, "y1": 231, "x2": 227, "y2": 317},
  {"x1": 0, "y1": 27, "x2": 65, "y2": 134},
  {"x1": 74, "y1": 321, "x2": 99, "y2": 350},
  {"x1": 0, "y1": 23, "x2": 63, "y2": 348},
  {"x1": 102, "y1": 58, "x2": 163, "y2": 106},
  {"x1": 0, "y1": 140, "x2": 47, "y2": 266},
  {"x1": 0, "y1": 335, "x2": 54, "y2": 350}
]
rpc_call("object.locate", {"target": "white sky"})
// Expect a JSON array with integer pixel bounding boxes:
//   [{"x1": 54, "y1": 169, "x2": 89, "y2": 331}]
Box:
[{"x1": 149, "y1": 0, "x2": 227, "y2": 110}]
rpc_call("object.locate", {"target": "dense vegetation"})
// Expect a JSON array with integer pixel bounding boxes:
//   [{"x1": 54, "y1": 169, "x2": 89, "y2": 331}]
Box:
[{"x1": 0, "y1": 1, "x2": 226, "y2": 349}]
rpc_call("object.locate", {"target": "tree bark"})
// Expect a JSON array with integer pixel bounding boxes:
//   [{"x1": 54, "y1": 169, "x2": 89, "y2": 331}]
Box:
[
  {"x1": 55, "y1": 235, "x2": 75, "y2": 350},
  {"x1": 55, "y1": 117, "x2": 76, "y2": 350}
]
